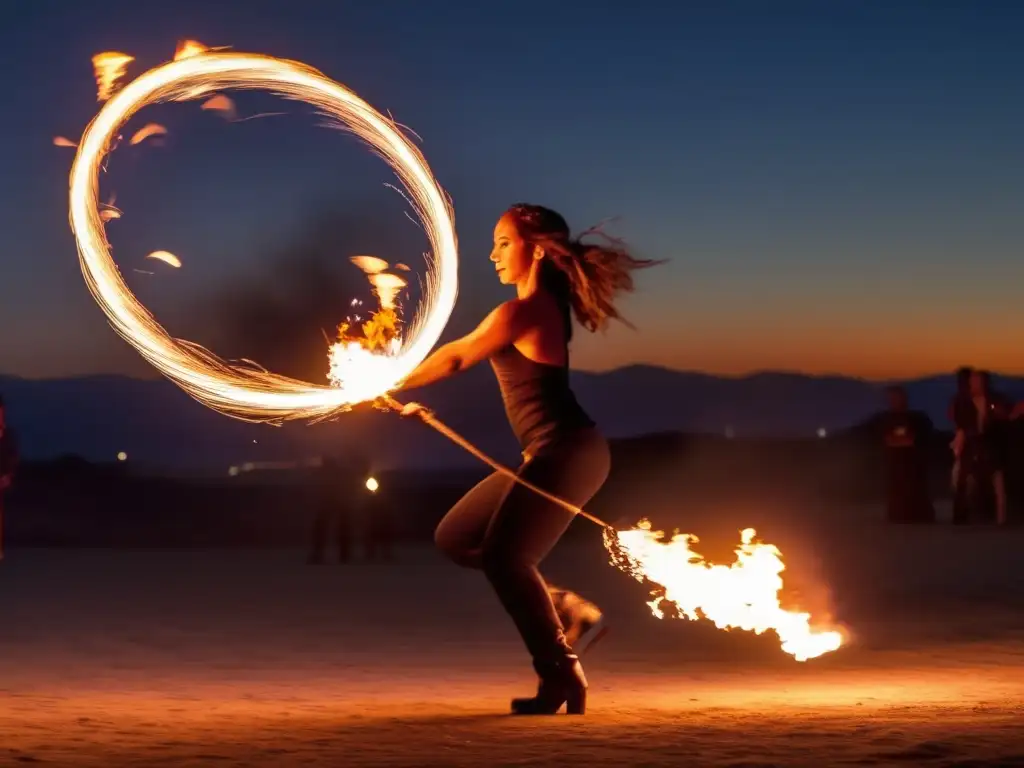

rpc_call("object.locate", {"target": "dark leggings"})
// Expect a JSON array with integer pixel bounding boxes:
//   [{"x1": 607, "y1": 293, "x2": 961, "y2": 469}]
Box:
[{"x1": 434, "y1": 427, "x2": 610, "y2": 663}]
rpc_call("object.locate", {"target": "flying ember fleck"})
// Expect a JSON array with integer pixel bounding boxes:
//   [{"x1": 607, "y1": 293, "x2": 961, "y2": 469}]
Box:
[
  {"x1": 145, "y1": 250, "x2": 181, "y2": 268},
  {"x1": 200, "y1": 93, "x2": 237, "y2": 120},
  {"x1": 129, "y1": 123, "x2": 168, "y2": 145}
]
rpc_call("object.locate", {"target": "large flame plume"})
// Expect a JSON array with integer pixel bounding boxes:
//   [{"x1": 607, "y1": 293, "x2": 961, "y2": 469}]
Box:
[
  {"x1": 604, "y1": 520, "x2": 844, "y2": 661},
  {"x1": 327, "y1": 256, "x2": 406, "y2": 391},
  {"x1": 68, "y1": 42, "x2": 458, "y2": 423}
]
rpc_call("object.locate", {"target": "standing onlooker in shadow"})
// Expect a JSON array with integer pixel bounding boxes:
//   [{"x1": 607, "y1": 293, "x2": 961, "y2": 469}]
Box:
[
  {"x1": 308, "y1": 455, "x2": 354, "y2": 564},
  {"x1": 0, "y1": 396, "x2": 19, "y2": 561},
  {"x1": 948, "y1": 366, "x2": 973, "y2": 521},
  {"x1": 1008, "y1": 400, "x2": 1024, "y2": 522},
  {"x1": 877, "y1": 385, "x2": 934, "y2": 524},
  {"x1": 955, "y1": 370, "x2": 1012, "y2": 525}
]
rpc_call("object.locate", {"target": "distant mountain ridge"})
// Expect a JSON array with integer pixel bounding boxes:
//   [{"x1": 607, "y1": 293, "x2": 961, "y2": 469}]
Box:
[{"x1": 3, "y1": 366, "x2": 1023, "y2": 472}]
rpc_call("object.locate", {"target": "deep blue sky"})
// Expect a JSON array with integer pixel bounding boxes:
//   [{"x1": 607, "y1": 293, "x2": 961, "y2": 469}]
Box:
[{"x1": 2, "y1": 1, "x2": 1023, "y2": 380}]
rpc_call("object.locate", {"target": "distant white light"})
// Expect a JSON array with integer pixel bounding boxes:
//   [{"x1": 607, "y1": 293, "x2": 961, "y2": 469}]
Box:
[
  {"x1": 817, "y1": 427, "x2": 828, "y2": 438},
  {"x1": 116, "y1": 451, "x2": 127, "y2": 461},
  {"x1": 365, "y1": 476, "x2": 379, "y2": 493}
]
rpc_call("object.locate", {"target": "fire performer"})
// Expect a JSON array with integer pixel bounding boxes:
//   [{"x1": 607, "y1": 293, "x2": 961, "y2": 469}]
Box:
[
  {"x1": 396, "y1": 204, "x2": 659, "y2": 715},
  {"x1": 0, "y1": 396, "x2": 19, "y2": 561}
]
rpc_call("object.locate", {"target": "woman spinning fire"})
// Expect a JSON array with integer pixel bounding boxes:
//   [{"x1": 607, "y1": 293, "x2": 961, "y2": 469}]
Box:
[{"x1": 396, "y1": 204, "x2": 661, "y2": 715}]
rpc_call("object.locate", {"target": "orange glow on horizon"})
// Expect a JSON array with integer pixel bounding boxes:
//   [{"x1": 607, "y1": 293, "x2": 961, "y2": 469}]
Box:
[{"x1": 569, "y1": 317, "x2": 1024, "y2": 381}]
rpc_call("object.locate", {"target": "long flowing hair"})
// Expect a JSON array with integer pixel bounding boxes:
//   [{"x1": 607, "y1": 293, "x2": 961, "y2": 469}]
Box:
[{"x1": 505, "y1": 203, "x2": 664, "y2": 339}]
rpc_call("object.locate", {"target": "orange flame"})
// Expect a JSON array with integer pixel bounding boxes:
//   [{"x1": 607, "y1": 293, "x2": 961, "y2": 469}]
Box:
[
  {"x1": 146, "y1": 250, "x2": 182, "y2": 268},
  {"x1": 604, "y1": 520, "x2": 844, "y2": 661},
  {"x1": 200, "y1": 93, "x2": 236, "y2": 120},
  {"x1": 91, "y1": 52, "x2": 134, "y2": 101},
  {"x1": 327, "y1": 260, "x2": 407, "y2": 389},
  {"x1": 350, "y1": 255, "x2": 389, "y2": 274},
  {"x1": 174, "y1": 40, "x2": 208, "y2": 61},
  {"x1": 129, "y1": 123, "x2": 168, "y2": 145}
]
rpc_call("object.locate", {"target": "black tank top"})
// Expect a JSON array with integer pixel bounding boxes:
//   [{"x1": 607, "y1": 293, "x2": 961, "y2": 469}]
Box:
[{"x1": 489, "y1": 345, "x2": 595, "y2": 454}]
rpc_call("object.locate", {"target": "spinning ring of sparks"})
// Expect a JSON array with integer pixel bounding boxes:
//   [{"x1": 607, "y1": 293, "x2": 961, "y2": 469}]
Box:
[
  {"x1": 67, "y1": 43, "x2": 845, "y2": 663},
  {"x1": 69, "y1": 45, "x2": 458, "y2": 422}
]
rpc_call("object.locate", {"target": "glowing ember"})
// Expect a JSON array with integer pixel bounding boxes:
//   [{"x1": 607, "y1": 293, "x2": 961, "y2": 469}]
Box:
[
  {"x1": 146, "y1": 250, "x2": 181, "y2": 268},
  {"x1": 200, "y1": 93, "x2": 236, "y2": 119},
  {"x1": 174, "y1": 40, "x2": 208, "y2": 61},
  {"x1": 91, "y1": 52, "x2": 134, "y2": 101},
  {"x1": 68, "y1": 44, "x2": 458, "y2": 423},
  {"x1": 129, "y1": 123, "x2": 168, "y2": 145},
  {"x1": 604, "y1": 520, "x2": 843, "y2": 661},
  {"x1": 350, "y1": 255, "x2": 389, "y2": 274}
]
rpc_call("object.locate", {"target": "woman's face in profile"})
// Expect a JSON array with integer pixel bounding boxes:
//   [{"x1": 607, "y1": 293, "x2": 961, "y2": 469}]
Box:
[{"x1": 489, "y1": 213, "x2": 534, "y2": 286}]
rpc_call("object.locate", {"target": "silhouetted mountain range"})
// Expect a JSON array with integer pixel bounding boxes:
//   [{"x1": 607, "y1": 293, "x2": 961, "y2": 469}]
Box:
[{"x1": 3, "y1": 366, "x2": 1023, "y2": 472}]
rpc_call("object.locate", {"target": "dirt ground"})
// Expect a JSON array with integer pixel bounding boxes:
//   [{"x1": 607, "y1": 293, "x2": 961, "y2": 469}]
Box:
[{"x1": 1, "y1": 519, "x2": 1022, "y2": 767}]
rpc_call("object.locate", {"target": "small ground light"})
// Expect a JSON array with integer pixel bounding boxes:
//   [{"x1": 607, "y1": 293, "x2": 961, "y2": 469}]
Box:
[
  {"x1": 365, "y1": 476, "x2": 379, "y2": 492},
  {"x1": 116, "y1": 451, "x2": 127, "y2": 461}
]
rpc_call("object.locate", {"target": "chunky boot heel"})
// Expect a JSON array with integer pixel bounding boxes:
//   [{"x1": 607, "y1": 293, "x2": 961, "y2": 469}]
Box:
[
  {"x1": 510, "y1": 654, "x2": 588, "y2": 715},
  {"x1": 565, "y1": 686, "x2": 586, "y2": 715}
]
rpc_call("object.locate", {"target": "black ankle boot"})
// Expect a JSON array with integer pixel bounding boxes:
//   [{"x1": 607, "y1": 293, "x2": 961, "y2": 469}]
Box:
[{"x1": 510, "y1": 654, "x2": 588, "y2": 715}]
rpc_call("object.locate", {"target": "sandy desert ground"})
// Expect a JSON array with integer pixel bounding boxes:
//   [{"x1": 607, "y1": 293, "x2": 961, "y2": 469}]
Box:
[{"x1": 1, "y1": 501, "x2": 1022, "y2": 767}]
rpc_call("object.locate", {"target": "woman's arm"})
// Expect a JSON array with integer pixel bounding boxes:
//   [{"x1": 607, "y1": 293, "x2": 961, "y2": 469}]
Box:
[{"x1": 397, "y1": 300, "x2": 531, "y2": 392}]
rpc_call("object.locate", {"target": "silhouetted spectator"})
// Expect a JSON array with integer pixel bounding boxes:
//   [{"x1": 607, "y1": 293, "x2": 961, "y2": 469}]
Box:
[
  {"x1": 308, "y1": 455, "x2": 354, "y2": 563},
  {"x1": 955, "y1": 370, "x2": 1012, "y2": 524},
  {"x1": 877, "y1": 386, "x2": 934, "y2": 523},
  {"x1": 1007, "y1": 400, "x2": 1024, "y2": 522},
  {"x1": 0, "y1": 396, "x2": 19, "y2": 560},
  {"x1": 948, "y1": 366, "x2": 973, "y2": 514}
]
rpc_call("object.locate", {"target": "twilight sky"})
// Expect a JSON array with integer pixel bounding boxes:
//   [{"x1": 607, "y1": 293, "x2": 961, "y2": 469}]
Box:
[{"x1": 2, "y1": 0, "x2": 1023, "y2": 381}]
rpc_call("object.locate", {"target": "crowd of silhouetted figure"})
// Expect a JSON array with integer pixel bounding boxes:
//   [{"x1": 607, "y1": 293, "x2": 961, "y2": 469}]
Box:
[
  {"x1": 307, "y1": 454, "x2": 394, "y2": 564},
  {"x1": 876, "y1": 366, "x2": 1024, "y2": 526}
]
